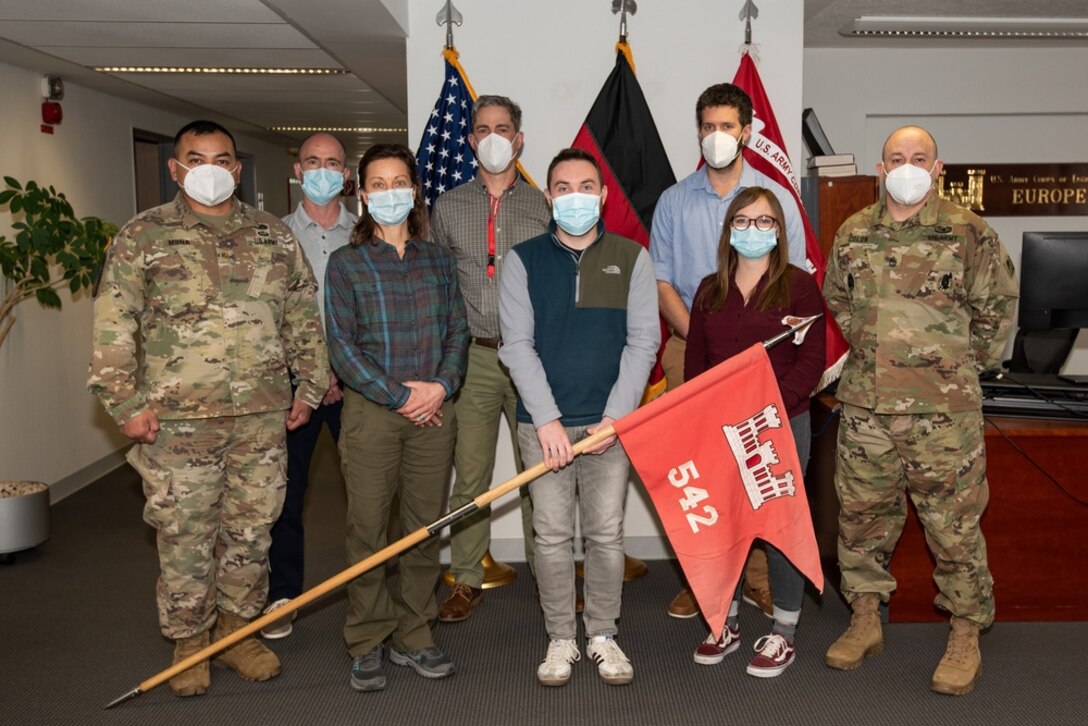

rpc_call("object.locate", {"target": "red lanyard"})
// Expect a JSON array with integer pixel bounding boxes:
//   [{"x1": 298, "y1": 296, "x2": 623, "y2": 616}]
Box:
[{"x1": 486, "y1": 193, "x2": 503, "y2": 279}]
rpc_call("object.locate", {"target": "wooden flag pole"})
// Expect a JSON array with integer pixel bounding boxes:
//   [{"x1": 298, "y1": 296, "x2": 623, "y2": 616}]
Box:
[{"x1": 105, "y1": 427, "x2": 617, "y2": 709}]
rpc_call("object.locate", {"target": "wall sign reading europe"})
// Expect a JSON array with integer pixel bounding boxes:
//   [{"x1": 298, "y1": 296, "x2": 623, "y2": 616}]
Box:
[{"x1": 938, "y1": 163, "x2": 1088, "y2": 216}]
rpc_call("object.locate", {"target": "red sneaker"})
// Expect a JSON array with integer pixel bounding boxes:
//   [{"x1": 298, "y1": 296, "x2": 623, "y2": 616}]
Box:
[
  {"x1": 693, "y1": 625, "x2": 740, "y2": 665},
  {"x1": 746, "y1": 633, "x2": 796, "y2": 678}
]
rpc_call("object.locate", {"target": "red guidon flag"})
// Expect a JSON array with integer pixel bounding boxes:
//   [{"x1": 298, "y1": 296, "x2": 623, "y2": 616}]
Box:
[
  {"x1": 613, "y1": 344, "x2": 824, "y2": 639},
  {"x1": 731, "y1": 47, "x2": 849, "y2": 391},
  {"x1": 571, "y1": 42, "x2": 676, "y2": 401}
]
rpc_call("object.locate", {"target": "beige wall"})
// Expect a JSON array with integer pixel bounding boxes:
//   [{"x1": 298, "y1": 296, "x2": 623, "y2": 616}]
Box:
[{"x1": 0, "y1": 61, "x2": 296, "y2": 499}]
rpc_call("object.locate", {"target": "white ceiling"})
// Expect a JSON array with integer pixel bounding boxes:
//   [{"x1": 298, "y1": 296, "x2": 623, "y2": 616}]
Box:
[{"x1": 0, "y1": 0, "x2": 1083, "y2": 161}]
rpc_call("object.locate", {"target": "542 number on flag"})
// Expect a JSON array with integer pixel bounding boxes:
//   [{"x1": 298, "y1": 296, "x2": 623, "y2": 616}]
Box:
[{"x1": 667, "y1": 461, "x2": 718, "y2": 534}]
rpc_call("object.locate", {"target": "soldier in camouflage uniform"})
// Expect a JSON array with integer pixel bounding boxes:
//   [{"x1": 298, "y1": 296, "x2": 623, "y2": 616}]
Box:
[
  {"x1": 822, "y1": 126, "x2": 1018, "y2": 696},
  {"x1": 88, "y1": 120, "x2": 328, "y2": 697}
]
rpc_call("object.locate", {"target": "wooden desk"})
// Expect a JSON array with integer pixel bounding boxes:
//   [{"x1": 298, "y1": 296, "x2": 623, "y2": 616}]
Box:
[{"x1": 806, "y1": 399, "x2": 1088, "y2": 622}]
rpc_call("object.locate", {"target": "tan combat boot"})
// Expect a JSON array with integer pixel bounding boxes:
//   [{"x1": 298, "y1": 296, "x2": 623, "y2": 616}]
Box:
[
  {"x1": 825, "y1": 593, "x2": 884, "y2": 670},
  {"x1": 212, "y1": 610, "x2": 282, "y2": 682},
  {"x1": 931, "y1": 617, "x2": 981, "y2": 696},
  {"x1": 169, "y1": 630, "x2": 211, "y2": 697}
]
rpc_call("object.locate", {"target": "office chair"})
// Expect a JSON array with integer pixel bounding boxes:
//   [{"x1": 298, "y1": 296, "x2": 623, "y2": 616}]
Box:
[{"x1": 1005, "y1": 328, "x2": 1079, "y2": 374}]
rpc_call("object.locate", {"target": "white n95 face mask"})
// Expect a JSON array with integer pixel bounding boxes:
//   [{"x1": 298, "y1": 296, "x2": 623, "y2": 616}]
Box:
[
  {"x1": 884, "y1": 162, "x2": 936, "y2": 206},
  {"x1": 475, "y1": 133, "x2": 515, "y2": 174},
  {"x1": 176, "y1": 161, "x2": 237, "y2": 207},
  {"x1": 701, "y1": 131, "x2": 742, "y2": 169}
]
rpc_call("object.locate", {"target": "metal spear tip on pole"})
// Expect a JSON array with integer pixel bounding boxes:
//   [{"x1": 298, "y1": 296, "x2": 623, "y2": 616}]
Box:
[
  {"x1": 739, "y1": 0, "x2": 759, "y2": 44},
  {"x1": 435, "y1": 1, "x2": 463, "y2": 50},
  {"x1": 763, "y1": 313, "x2": 822, "y2": 350},
  {"x1": 611, "y1": 0, "x2": 638, "y2": 43},
  {"x1": 104, "y1": 687, "x2": 142, "y2": 710}
]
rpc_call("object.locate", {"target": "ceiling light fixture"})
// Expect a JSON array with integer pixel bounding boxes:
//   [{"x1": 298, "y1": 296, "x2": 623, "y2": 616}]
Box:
[
  {"x1": 270, "y1": 125, "x2": 407, "y2": 133},
  {"x1": 841, "y1": 16, "x2": 1088, "y2": 39},
  {"x1": 93, "y1": 66, "x2": 349, "y2": 75}
]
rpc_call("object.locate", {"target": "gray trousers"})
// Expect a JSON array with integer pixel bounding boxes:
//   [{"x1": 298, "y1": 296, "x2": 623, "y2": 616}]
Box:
[{"x1": 519, "y1": 422, "x2": 630, "y2": 641}]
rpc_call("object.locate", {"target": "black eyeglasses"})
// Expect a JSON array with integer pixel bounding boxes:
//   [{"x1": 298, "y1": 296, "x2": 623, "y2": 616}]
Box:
[{"x1": 730, "y1": 215, "x2": 779, "y2": 232}]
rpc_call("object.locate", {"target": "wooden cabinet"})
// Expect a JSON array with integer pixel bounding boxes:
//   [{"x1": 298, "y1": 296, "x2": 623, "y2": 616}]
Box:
[{"x1": 800, "y1": 175, "x2": 879, "y2": 260}]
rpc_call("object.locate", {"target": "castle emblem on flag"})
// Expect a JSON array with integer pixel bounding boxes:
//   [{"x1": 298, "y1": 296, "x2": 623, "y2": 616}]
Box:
[{"x1": 722, "y1": 404, "x2": 796, "y2": 510}]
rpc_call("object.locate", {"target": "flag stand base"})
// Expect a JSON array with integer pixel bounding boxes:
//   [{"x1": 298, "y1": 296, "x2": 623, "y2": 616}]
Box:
[{"x1": 442, "y1": 550, "x2": 517, "y2": 589}]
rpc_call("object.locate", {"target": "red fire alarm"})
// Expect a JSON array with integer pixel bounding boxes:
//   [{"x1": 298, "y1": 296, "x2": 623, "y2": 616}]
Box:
[{"x1": 41, "y1": 101, "x2": 63, "y2": 125}]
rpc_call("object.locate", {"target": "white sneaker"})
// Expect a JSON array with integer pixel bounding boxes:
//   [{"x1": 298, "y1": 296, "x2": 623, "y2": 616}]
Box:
[
  {"x1": 586, "y1": 635, "x2": 633, "y2": 685},
  {"x1": 537, "y1": 638, "x2": 580, "y2": 686},
  {"x1": 259, "y1": 598, "x2": 297, "y2": 639}
]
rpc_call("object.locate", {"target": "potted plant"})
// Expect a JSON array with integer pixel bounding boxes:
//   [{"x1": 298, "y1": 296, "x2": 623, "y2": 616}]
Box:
[{"x1": 0, "y1": 176, "x2": 117, "y2": 562}]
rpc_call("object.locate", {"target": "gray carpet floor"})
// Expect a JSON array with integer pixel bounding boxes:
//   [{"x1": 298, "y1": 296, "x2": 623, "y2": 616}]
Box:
[{"x1": 2, "y1": 438, "x2": 1084, "y2": 726}]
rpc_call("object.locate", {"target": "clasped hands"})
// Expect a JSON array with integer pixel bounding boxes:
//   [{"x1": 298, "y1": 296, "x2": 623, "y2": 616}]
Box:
[{"x1": 396, "y1": 381, "x2": 447, "y2": 427}]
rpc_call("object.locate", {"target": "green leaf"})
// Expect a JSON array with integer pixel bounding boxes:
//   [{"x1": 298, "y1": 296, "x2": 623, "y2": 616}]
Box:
[
  {"x1": 3, "y1": 176, "x2": 21, "y2": 190},
  {"x1": 9, "y1": 194, "x2": 22, "y2": 214},
  {"x1": 36, "y1": 287, "x2": 62, "y2": 309},
  {"x1": 69, "y1": 275, "x2": 81, "y2": 294},
  {"x1": 30, "y1": 257, "x2": 49, "y2": 282},
  {"x1": 0, "y1": 190, "x2": 15, "y2": 205}
]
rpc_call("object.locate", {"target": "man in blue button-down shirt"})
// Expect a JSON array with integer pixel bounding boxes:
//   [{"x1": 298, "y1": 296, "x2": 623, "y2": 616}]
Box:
[{"x1": 649, "y1": 83, "x2": 805, "y2": 622}]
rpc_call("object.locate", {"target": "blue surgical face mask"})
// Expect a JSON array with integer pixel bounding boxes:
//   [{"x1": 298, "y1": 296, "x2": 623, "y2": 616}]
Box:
[
  {"x1": 551, "y1": 192, "x2": 601, "y2": 237},
  {"x1": 366, "y1": 188, "x2": 415, "y2": 226},
  {"x1": 729, "y1": 227, "x2": 778, "y2": 259},
  {"x1": 301, "y1": 168, "x2": 345, "y2": 205}
]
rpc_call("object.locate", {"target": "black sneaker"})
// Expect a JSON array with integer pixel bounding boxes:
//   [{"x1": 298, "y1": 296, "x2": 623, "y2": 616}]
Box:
[
  {"x1": 389, "y1": 646, "x2": 456, "y2": 679},
  {"x1": 350, "y1": 645, "x2": 386, "y2": 692}
]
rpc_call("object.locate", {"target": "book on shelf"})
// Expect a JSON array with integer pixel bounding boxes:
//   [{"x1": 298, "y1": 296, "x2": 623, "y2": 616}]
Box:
[
  {"x1": 807, "y1": 153, "x2": 855, "y2": 168},
  {"x1": 812, "y1": 163, "x2": 858, "y2": 177}
]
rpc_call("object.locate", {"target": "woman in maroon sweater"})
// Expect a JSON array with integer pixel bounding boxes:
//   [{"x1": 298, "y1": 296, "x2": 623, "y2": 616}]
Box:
[{"x1": 685, "y1": 186, "x2": 825, "y2": 679}]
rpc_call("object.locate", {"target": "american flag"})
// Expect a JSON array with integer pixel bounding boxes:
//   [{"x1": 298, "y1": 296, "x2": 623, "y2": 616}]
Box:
[{"x1": 416, "y1": 50, "x2": 478, "y2": 208}]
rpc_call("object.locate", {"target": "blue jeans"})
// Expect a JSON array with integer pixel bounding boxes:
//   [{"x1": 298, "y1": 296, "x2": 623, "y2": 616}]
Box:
[
  {"x1": 732, "y1": 411, "x2": 812, "y2": 617},
  {"x1": 267, "y1": 397, "x2": 342, "y2": 602},
  {"x1": 519, "y1": 422, "x2": 630, "y2": 641}
]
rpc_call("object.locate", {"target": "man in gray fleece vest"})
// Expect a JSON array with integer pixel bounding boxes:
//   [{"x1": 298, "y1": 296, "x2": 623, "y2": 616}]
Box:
[{"x1": 498, "y1": 148, "x2": 659, "y2": 688}]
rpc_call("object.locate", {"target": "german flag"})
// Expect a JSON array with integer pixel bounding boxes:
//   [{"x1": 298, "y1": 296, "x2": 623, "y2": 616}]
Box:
[{"x1": 571, "y1": 43, "x2": 676, "y2": 400}]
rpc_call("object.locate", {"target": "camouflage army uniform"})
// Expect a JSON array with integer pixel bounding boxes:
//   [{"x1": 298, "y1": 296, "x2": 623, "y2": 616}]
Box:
[
  {"x1": 823, "y1": 193, "x2": 1018, "y2": 628},
  {"x1": 88, "y1": 193, "x2": 328, "y2": 639}
]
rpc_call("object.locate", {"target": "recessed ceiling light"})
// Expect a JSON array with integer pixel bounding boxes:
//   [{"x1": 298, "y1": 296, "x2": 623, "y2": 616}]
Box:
[
  {"x1": 841, "y1": 16, "x2": 1088, "y2": 39},
  {"x1": 94, "y1": 66, "x2": 349, "y2": 75}
]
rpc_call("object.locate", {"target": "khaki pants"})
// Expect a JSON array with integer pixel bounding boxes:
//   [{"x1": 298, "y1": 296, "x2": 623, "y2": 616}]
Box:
[
  {"x1": 447, "y1": 343, "x2": 534, "y2": 587},
  {"x1": 340, "y1": 389, "x2": 457, "y2": 656}
]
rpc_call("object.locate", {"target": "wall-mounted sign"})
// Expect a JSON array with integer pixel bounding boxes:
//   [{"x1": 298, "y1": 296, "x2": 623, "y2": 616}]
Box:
[{"x1": 938, "y1": 163, "x2": 1088, "y2": 216}]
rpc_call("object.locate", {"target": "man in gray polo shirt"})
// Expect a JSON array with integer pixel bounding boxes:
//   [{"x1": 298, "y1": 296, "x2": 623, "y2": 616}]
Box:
[
  {"x1": 431, "y1": 95, "x2": 550, "y2": 622},
  {"x1": 262, "y1": 132, "x2": 357, "y2": 638}
]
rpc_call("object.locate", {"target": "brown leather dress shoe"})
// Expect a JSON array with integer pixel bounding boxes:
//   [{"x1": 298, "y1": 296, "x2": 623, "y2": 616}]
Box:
[
  {"x1": 742, "y1": 582, "x2": 774, "y2": 618},
  {"x1": 668, "y1": 588, "x2": 699, "y2": 619},
  {"x1": 438, "y1": 584, "x2": 482, "y2": 623}
]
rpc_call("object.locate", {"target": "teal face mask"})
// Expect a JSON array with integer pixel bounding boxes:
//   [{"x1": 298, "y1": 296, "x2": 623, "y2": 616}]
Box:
[
  {"x1": 729, "y1": 227, "x2": 778, "y2": 259},
  {"x1": 551, "y1": 192, "x2": 601, "y2": 236},
  {"x1": 301, "y1": 168, "x2": 345, "y2": 205},
  {"x1": 366, "y1": 188, "x2": 415, "y2": 226}
]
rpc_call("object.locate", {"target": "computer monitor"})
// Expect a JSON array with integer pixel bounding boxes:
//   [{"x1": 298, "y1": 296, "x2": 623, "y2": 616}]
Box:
[
  {"x1": 801, "y1": 108, "x2": 835, "y2": 157},
  {"x1": 1018, "y1": 231, "x2": 1088, "y2": 331}
]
